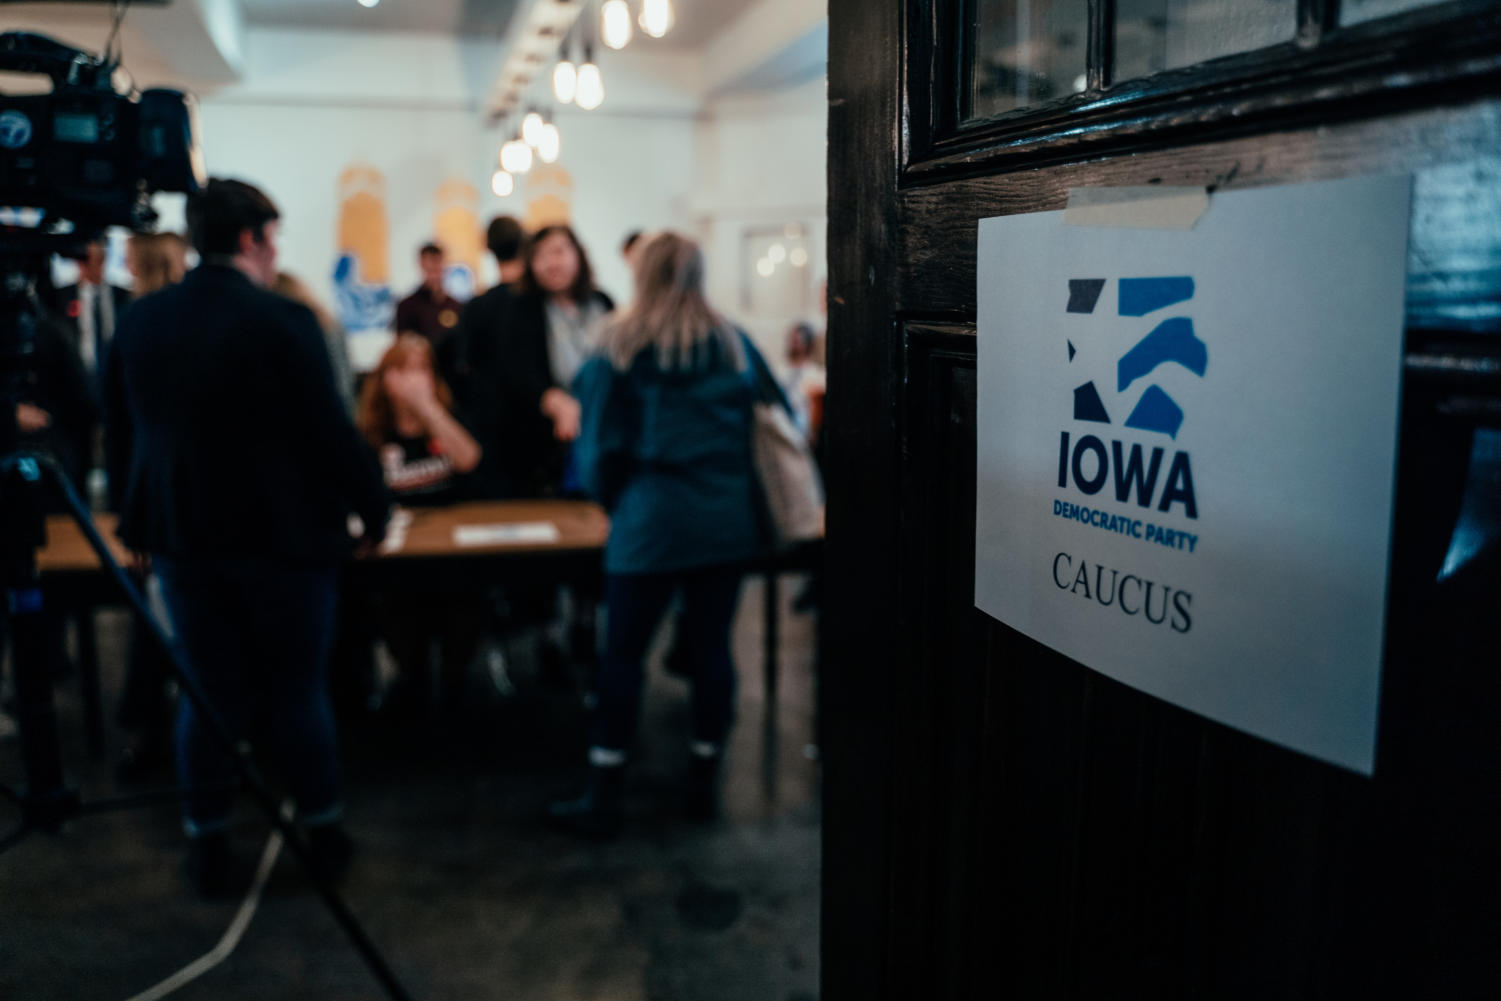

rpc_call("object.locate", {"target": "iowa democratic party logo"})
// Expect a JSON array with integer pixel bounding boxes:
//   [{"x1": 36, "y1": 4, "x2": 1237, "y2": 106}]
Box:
[
  {"x1": 1056, "y1": 276, "x2": 1204, "y2": 525},
  {"x1": 1066, "y1": 277, "x2": 1206, "y2": 439}
]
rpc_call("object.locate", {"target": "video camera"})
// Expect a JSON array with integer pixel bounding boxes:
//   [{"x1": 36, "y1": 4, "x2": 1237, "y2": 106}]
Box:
[
  {"x1": 0, "y1": 31, "x2": 205, "y2": 235},
  {"x1": 0, "y1": 30, "x2": 204, "y2": 452}
]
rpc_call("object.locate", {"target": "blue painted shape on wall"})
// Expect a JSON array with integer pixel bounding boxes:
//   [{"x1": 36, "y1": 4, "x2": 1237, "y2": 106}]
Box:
[
  {"x1": 1067, "y1": 340, "x2": 1076, "y2": 362},
  {"x1": 1067, "y1": 279, "x2": 1107, "y2": 314},
  {"x1": 1124, "y1": 385, "x2": 1185, "y2": 438},
  {"x1": 1117, "y1": 316, "x2": 1208, "y2": 392},
  {"x1": 1119, "y1": 276, "x2": 1194, "y2": 317},
  {"x1": 1073, "y1": 382, "x2": 1112, "y2": 423}
]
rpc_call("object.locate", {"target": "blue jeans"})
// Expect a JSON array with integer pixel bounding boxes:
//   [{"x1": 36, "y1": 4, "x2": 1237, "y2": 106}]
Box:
[
  {"x1": 155, "y1": 557, "x2": 343, "y2": 835},
  {"x1": 594, "y1": 565, "x2": 744, "y2": 754}
]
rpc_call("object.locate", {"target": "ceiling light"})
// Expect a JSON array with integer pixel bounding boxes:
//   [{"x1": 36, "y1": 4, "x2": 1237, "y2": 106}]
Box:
[
  {"x1": 358, "y1": 0, "x2": 379, "y2": 8},
  {"x1": 537, "y1": 123, "x2": 561, "y2": 163},
  {"x1": 602, "y1": 0, "x2": 633, "y2": 50},
  {"x1": 790, "y1": 247, "x2": 809, "y2": 268},
  {"x1": 756, "y1": 257, "x2": 775, "y2": 278},
  {"x1": 576, "y1": 60, "x2": 604, "y2": 111},
  {"x1": 501, "y1": 139, "x2": 533, "y2": 174},
  {"x1": 522, "y1": 110, "x2": 546, "y2": 146},
  {"x1": 768, "y1": 243, "x2": 787, "y2": 264},
  {"x1": 553, "y1": 59, "x2": 577, "y2": 104},
  {"x1": 639, "y1": 0, "x2": 674, "y2": 38},
  {"x1": 491, "y1": 170, "x2": 515, "y2": 197}
]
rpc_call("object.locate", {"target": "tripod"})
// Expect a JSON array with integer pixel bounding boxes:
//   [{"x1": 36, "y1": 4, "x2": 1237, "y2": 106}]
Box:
[{"x1": 0, "y1": 451, "x2": 416, "y2": 1001}]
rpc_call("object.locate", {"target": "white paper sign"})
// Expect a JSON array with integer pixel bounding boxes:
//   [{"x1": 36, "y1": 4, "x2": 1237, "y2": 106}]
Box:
[
  {"x1": 453, "y1": 522, "x2": 562, "y2": 546},
  {"x1": 975, "y1": 175, "x2": 1411, "y2": 775}
]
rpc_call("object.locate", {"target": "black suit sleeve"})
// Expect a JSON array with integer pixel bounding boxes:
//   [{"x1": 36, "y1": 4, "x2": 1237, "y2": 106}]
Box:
[{"x1": 280, "y1": 303, "x2": 391, "y2": 543}]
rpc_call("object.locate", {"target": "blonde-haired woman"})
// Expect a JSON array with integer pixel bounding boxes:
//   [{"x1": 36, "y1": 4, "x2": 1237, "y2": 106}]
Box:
[
  {"x1": 549, "y1": 231, "x2": 789, "y2": 835},
  {"x1": 274, "y1": 271, "x2": 357, "y2": 416},
  {"x1": 126, "y1": 232, "x2": 189, "y2": 297}
]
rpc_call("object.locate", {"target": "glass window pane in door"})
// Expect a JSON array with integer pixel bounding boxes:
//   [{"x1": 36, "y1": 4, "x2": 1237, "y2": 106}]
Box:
[
  {"x1": 969, "y1": 0, "x2": 1090, "y2": 120},
  {"x1": 1115, "y1": 0, "x2": 1296, "y2": 82},
  {"x1": 1341, "y1": 0, "x2": 1450, "y2": 25}
]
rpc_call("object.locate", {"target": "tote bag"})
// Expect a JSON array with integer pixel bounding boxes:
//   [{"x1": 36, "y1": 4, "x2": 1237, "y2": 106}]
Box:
[{"x1": 748, "y1": 358, "x2": 824, "y2": 548}]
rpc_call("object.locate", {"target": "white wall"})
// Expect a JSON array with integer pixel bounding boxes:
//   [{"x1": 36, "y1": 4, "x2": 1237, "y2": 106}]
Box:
[{"x1": 691, "y1": 77, "x2": 828, "y2": 368}]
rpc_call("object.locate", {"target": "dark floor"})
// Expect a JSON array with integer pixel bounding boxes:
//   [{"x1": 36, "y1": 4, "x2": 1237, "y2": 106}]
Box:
[{"x1": 0, "y1": 577, "x2": 821, "y2": 1001}]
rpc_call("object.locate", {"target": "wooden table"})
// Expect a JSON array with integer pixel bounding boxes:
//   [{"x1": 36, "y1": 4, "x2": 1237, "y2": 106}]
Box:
[{"x1": 35, "y1": 500, "x2": 818, "y2": 751}]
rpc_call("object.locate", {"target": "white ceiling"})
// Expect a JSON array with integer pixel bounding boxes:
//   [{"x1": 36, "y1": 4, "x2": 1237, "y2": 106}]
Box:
[
  {"x1": 241, "y1": 0, "x2": 521, "y2": 36},
  {"x1": 241, "y1": 0, "x2": 763, "y2": 47}
]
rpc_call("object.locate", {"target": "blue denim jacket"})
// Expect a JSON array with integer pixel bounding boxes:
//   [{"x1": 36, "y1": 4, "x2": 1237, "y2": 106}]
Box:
[{"x1": 571, "y1": 331, "x2": 782, "y2": 575}]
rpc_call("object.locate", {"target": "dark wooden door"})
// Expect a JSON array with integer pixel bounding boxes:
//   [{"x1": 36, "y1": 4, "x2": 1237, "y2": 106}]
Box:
[{"x1": 822, "y1": 1, "x2": 1501, "y2": 998}]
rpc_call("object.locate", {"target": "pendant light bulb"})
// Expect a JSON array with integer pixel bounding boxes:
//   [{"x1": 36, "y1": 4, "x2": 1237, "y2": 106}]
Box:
[
  {"x1": 537, "y1": 123, "x2": 561, "y2": 164},
  {"x1": 500, "y1": 139, "x2": 533, "y2": 174},
  {"x1": 575, "y1": 60, "x2": 604, "y2": 111},
  {"x1": 552, "y1": 59, "x2": 577, "y2": 104},
  {"x1": 639, "y1": 0, "x2": 673, "y2": 38},
  {"x1": 491, "y1": 169, "x2": 514, "y2": 198},
  {"x1": 601, "y1": 0, "x2": 632, "y2": 50},
  {"x1": 522, "y1": 111, "x2": 546, "y2": 147}
]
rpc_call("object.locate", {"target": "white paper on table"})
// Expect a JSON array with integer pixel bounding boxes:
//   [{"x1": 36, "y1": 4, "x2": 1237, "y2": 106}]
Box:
[
  {"x1": 379, "y1": 509, "x2": 414, "y2": 555},
  {"x1": 453, "y1": 522, "x2": 562, "y2": 546}
]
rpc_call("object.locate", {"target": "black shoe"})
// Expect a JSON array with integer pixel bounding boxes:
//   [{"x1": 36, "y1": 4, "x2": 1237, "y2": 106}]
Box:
[
  {"x1": 546, "y1": 764, "x2": 624, "y2": 838},
  {"x1": 185, "y1": 831, "x2": 247, "y2": 900},
  {"x1": 685, "y1": 753, "x2": 722, "y2": 822},
  {"x1": 306, "y1": 823, "x2": 355, "y2": 883}
]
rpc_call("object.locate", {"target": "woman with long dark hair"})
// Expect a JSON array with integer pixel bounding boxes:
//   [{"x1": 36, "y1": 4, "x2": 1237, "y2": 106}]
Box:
[
  {"x1": 548, "y1": 231, "x2": 786, "y2": 835},
  {"x1": 487, "y1": 224, "x2": 613, "y2": 498}
]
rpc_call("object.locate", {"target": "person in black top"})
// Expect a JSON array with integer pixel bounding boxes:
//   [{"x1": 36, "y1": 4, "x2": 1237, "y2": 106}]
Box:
[
  {"x1": 356, "y1": 334, "x2": 484, "y2": 715},
  {"x1": 357, "y1": 334, "x2": 482, "y2": 506},
  {"x1": 452, "y1": 216, "x2": 526, "y2": 446},
  {"x1": 105, "y1": 178, "x2": 390, "y2": 896},
  {"x1": 481, "y1": 224, "x2": 613, "y2": 499},
  {"x1": 394, "y1": 242, "x2": 464, "y2": 388}
]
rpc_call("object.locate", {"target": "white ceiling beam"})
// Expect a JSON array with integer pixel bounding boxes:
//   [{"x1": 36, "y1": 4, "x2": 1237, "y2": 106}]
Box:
[{"x1": 698, "y1": 0, "x2": 825, "y2": 96}]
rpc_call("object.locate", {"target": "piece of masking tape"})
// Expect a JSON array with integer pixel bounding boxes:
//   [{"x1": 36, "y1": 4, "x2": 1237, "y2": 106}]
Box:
[{"x1": 1063, "y1": 186, "x2": 1209, "y2": 230}]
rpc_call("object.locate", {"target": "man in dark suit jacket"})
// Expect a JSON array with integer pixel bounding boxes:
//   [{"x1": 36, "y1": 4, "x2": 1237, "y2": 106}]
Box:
[
  {"x1": 54, "y1": 239, "x2": 132, "y2": 389},
  {"x1": 105, "y1": 178, "x2": 390, "y2": 896}
]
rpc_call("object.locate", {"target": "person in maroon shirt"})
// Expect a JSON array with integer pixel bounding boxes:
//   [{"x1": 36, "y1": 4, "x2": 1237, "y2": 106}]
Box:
[{"x1": 394, "y1": 242, "x2": 464, "y2": 387}]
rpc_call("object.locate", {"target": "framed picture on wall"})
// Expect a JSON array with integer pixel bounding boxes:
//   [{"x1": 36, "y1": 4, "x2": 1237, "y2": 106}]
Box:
[{"x1": 741, "y1": 224, "x2": 814, "y2": 315}]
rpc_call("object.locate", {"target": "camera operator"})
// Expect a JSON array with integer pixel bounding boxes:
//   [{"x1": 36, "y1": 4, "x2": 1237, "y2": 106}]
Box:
[{"x1": 104, "y1": 178, "x2": 391, "y2": 896}]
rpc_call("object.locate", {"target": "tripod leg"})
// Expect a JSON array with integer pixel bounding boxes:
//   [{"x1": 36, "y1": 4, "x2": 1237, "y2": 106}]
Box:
[{"x1": 5, "y1": 584, "x2": 78, "y2": 831}]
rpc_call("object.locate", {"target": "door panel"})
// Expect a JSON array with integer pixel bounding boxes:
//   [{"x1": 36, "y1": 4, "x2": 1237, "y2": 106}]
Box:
[{"x1": 826, "y1": 2, "x2": 1501, "y2": 998}]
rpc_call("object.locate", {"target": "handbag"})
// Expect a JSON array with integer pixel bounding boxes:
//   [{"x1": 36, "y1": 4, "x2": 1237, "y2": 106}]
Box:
[{"x1": 747, "y1": 347, "x2": 824, "y2": 548}]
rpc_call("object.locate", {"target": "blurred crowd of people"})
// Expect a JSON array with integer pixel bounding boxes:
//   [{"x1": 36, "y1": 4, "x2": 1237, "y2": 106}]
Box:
[{"x1": 2, "y1": 176, "x2": 826, "y2": 895}]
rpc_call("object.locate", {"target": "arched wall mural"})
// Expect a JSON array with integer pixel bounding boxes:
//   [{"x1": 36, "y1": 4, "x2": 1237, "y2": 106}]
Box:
[
  {"x1": 434, "y1": 178, "x2": 483, "y2": 301},
  {"x1": 333, "y1": 163, "x2": 395, "y2": 333}
]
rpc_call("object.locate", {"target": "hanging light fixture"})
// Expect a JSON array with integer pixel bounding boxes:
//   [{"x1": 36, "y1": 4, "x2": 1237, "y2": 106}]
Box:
[
  {"x1": 601, "y1": 0, "x2": 632, "y2": 50},
  {"x1": 537, "y1": 123, "x2": 562, "y2": 164},
  {"x1": 553, "y1": 48, "x2": 577, "y2": 104},
  {"x1": 639, "y1": 0, "x2": 674, "y2": 38},
  {"x1": 491, "y1": 169, "x2": 515, "y2": 197},
  {"x1": 575, "y1": 44, "x2": 604, "y2": 110},
  {"x1": 522, "y1": 109, "x2": 546, "y2": 147},
  {"x1": 501, "y1": 138, "x2": 533, "y2": 174}
]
